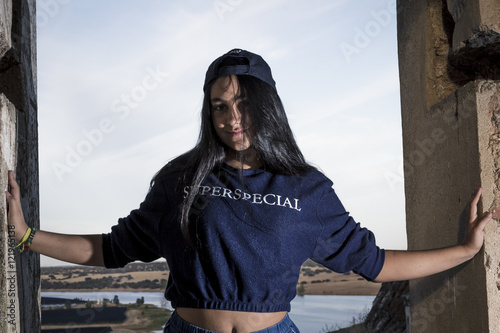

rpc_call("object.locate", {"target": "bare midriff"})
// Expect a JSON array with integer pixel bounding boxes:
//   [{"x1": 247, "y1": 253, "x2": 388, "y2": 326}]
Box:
[{"x1": 176, "y1": 308, "x2": 287, "y2": 333}]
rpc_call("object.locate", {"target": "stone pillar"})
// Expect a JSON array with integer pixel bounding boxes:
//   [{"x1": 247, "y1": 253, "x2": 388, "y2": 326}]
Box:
[
  {"x1": 398, "y1": 0, "x2": 499, "y2": 332},
  {"x1": 0, "y1": 1, "x2": 39, "y2": 332}
]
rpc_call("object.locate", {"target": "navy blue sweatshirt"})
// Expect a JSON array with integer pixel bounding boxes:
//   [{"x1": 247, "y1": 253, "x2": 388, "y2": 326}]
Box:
[{"x1": 102, "y1": 163, "x2": 384, "y2": 312}]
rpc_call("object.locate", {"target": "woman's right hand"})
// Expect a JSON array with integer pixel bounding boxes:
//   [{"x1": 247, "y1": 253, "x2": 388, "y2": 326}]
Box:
[
  {"x1": 5, "y1": 170, "x2": 29, "y2": 242},
  {"x1": 5, "y1": 170, "x2": 104, "y2": 266}
]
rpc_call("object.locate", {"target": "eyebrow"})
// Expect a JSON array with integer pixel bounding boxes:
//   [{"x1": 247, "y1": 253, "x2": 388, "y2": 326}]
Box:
[
  {"x1": 210, "y1": 97, "x2": 226, "y2": 104},
  {"x1": 210, "y1": 95, "x2": 243, "y2": 104}
]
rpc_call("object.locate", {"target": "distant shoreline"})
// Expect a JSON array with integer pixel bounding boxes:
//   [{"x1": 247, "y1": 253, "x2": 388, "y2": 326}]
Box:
[
  {"x1": 41, "y1": 260, "x2": 381, "y2": 296},
  {"x1": 42, "y1": 288, "x2": 164, "y2": 293}
]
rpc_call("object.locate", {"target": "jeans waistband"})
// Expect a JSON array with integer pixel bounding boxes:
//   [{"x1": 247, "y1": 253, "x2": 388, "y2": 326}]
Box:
[{"x1": 164, "y1": 311, "x2": 300, "y2": 333}]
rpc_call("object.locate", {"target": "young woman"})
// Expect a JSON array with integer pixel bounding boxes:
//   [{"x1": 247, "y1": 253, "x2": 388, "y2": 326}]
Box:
[{"x1": 6, "y1": 49, "x2": 491, "y2": 333}]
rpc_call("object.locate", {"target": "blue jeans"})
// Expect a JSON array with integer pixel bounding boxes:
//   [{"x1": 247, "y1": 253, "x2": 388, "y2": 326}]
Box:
[{"x1": 163, "y1": 311, "x2": 300, "y2": 333}]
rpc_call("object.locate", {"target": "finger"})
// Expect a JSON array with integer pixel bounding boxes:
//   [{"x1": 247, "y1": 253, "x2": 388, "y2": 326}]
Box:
[
  {"x1": 5, "y1": 191, "x2": 10, "y2": 213},
  {"x1": 470, "y1": 186, "x2": 481, "y2": 205},
  {"x1": 5, "y1": 190, "x2": 14, "y2": 206},
  {"x1": 476, "y1": 212, "x2": 492, "y2": 231},
  {"x1": 7, "y1": 170, "x2": 19, "y2": 197},
  {"x1": 469, "y1": 187, "x2": 482, "y2": 221},
  {"x1": 469, "y1": 187, "x2": 481, "y2": 223}
]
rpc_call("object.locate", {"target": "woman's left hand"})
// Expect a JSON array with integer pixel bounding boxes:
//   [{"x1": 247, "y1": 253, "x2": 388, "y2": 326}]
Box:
[
  {"x1": 462, "y1": 187, "x2": 492, "y2": 258},
  {"x1": 375, "y1": 187, "x2": 492, "y2": 282}
]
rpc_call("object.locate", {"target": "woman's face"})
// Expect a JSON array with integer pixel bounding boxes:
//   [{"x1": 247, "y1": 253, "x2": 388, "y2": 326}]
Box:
[{"x1": 210, "y1": 76, "x2": 251, "y2": 152}]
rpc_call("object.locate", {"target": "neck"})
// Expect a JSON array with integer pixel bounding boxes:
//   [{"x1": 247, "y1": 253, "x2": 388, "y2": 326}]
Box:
[{"x1": 225, "y1": 148, "x2": 262, "y2": 170}]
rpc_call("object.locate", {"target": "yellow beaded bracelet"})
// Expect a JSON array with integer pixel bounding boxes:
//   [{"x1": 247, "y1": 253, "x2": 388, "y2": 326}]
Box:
[
  {"x1": 16, "y1": 227, "x2": 31, "y2": 248},
  {"x1": 21, "y1": 228, "x2": 37, "y2": 252}
]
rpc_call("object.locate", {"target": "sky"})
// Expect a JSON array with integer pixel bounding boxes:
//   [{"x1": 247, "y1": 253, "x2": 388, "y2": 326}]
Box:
[{"x1": 36, "y1": 0, "x2": 406, "y2": 267}]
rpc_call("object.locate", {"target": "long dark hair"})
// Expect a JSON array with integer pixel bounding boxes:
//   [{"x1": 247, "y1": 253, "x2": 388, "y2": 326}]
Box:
[{"x1": 153, "y1": 74, "x2": 314, "y2": 245}]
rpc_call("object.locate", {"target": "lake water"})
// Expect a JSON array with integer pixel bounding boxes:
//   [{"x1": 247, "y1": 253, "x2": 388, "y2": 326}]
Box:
[{"x1": 42, "y1": 291, "x2": 375, "y2": 333}]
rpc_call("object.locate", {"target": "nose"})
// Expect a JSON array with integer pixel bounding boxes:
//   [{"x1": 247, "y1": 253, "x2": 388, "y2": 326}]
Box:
[{"x1": 226, "y1": 104, "x2": 242, "y2": 126}]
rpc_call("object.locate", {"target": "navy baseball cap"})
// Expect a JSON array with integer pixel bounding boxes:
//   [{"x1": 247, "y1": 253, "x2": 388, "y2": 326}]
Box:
[{"x1": 203, "y1": 49, "x2": 276, "y2": 92}]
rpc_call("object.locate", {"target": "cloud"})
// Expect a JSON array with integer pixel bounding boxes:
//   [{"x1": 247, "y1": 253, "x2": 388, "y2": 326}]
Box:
[{"x1": 37, "y1": 0, "x2": 406, "y2": 266}]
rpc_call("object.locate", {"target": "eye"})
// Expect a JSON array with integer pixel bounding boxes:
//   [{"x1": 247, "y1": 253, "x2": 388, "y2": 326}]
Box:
[
  {"x1": 212, "y1": 104, "x2": 227, "y2": 113},
  {"x1": 237, "y1": 100, "x2": 249, "y2": 111}
]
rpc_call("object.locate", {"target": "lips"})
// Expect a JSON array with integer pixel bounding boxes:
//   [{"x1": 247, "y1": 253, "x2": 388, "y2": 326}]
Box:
[
  {"x1": 230, "y1": 130, "x2": 244, "y2": 137},
  {"x1": 227, "y1": 129, "x2": 247, "y2": 137}
]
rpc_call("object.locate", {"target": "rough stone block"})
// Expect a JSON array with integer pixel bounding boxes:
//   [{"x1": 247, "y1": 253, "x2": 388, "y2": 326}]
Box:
[
  {"x1": 0, "y1": 0, "x2": 12, "y2": 59},
  {"x1": 446, "y1": 0, "x2": 500, "y2": 79},
  {"x1": 0, "y1": 93, "x2": 18, "y2": 333},
  {"x1": 476, "y1": 81, "x2": 500, "y2": 332},
  {"x1": 0, "y1": 93, "x2": 15, "y2": 169},
  {"x1": 446, "y1": 0, "x2": 500, "y2": 48}
]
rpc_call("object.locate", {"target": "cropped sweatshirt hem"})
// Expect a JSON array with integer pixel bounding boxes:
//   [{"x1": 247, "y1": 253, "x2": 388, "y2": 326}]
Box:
[{"x1": 171, "y1": 299, "x2": 290, "y2": 313}]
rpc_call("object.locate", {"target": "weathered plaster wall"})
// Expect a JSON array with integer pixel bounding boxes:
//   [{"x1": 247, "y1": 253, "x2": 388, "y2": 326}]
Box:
[
  {"x1": 398, "y1": 0, "x2": 499, "y2": 332},
  {"x1": 404, "y1": 82, "x2": 496, "y2": 332},
  {"x1": 426, "y1": 0, "x2": 460, "y2": 107},
  {"x1": 0, "y1": 0, "x2": 39, "y2": 332},
  {"x1": 479, "y1": 82, "x2": 500, "y2": 331}
]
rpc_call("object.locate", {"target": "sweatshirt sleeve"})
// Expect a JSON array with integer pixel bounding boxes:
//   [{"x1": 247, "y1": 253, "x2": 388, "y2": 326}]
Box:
[
  {"x1": 102, "y1": 180, "x2": 170, "y2": 268},
  {"x1": 310, "y1": 184, "x2": 385, "y2": 281}
]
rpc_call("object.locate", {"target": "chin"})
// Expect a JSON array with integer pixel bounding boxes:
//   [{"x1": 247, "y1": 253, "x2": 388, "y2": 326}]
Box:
[
  {"x1": 234, "y1": 145, "x2": 252, "y2": 152},
  {"x1": 226, "y1": 142, "x2": 250, "y2": 151}
]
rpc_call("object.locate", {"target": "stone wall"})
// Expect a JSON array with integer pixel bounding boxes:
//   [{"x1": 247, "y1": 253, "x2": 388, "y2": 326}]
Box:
[
  {"x1": 363, "y1": 281, "x2": 409, "y2": 333},
  {"x1": 398, "y1": 0, "x2": 499, "y2": 332},
  {"x1": 0, "y1": 1, "x2": 39, "y2": 332},
  {"x1": 330, "y1": 281, "x2": 409, "y2": 333}
]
